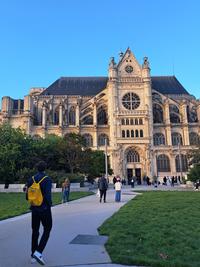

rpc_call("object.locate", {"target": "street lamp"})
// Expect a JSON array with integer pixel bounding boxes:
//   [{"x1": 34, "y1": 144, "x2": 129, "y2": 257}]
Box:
[
  {"x1": 105, "y1": 138, "x2": 108, "y2": 181},
  {"x1": 178, "y1": 142, "x2": 183, "y2": 182}
]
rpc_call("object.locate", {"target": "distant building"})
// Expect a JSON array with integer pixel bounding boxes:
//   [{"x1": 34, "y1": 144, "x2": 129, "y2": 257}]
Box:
[{"x1": 1, "y1": 48, "x2": 200, "y2": 183}]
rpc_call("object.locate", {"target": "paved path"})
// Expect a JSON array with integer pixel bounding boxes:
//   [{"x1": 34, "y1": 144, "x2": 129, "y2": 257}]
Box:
[{"x1": 0, "y1": 188, "x2": 141, "y2": 267}]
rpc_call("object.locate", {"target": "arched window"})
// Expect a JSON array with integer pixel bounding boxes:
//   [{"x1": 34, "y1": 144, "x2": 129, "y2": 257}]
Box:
[
  {"x1": 126, "y1": 119, "x2": 129, "y2": 125},
  {"x1": 139, "y1": 118, "x2": 143, "y2": 125},
  {"x1": 140, "y1": 130, "x2": 144, "y2": 137},
  {"x1": 131, "y1": 130, "x2": 134, "y2": 137},
  {"x1": 157, "y1": 154, "x2": 170, "y2": 172},
  {"x1": 69, "y1": 106, "x2": 76, "y2": 125},
  {"x1": 97, "y1": 106, "x2": 107, "y2": 125},
  {"x1": 54, "y1": 107, "x2": 59, "y2": 125},
  {"x1": 187, "y1": 106, "x2": 198, "y2": 123},
  {"x1": 135, "y1": 129, "x2": 139, "y2": 137},
  {"x1": 122, "y1": 130, "x2": 125, "y2": 138},
  {"x1": 153, "y1": 133, "x2": 166, "y2": 146},
  {"x1": 82, "y1": 134, "x2": 93, "y2": 147},
  {"x1": 171, "y1": 132, "x2": 183, "y2": 146},
  {"x1": 127, "y1": 149, "x2": 140, "y2": 162},
  {"x1": 153, "y1": 104, "x2": 163, "y2": 123},
  {"x1": 170, "y1": 104, "x2": 180, "y2": 123},
  {"x1": 82, "y1": 115, "x2": 93, "y2": 125},
  {"x1": 126, "y1": 130, "x2": 130, "y2": 138},
  {"x1": 130, "y1": 119, "x2": 134, "y2": 125},
  {"x1": 98, "y1": 134, "x2": 109, "y2": 146},
  {"x1": 189, "y1": 132, "x2": 200, "y2": 145},
  {"x1": 175, "y1": 154, "x2": 188, "y2": 172},
  {"x1": 135, "y1": 118, "x2": 138, "y2": 125},
  {"x1": 122, "y1": 119, "x2": 125, "y2": 125}
]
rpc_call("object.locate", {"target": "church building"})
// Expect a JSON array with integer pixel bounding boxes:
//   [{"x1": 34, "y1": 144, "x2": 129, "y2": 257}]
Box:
[{"x1": 1, "y1": 48, "x2": 200, "y2": 182}]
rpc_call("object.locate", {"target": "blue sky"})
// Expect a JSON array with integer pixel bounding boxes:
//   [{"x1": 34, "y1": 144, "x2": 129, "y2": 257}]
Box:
[{"x1": 0, "y1": 0, "x2": 200, "y2": 100}]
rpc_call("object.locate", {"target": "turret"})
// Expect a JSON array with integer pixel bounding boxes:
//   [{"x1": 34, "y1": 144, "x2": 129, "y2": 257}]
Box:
[{"x1": 108, "y1": 57, "x2": 117, "y2": 81}]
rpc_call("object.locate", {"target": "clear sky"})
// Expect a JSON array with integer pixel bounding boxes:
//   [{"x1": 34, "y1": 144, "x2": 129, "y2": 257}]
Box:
[{"x1": 0, "y1": 0, "x2": 200, "y2": 100}]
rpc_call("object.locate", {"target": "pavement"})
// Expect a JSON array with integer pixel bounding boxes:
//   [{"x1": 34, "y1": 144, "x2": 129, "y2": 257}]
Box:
[
  {"x1": 0, "y1": 184, "x2": 191, "y2": 267},
  {"x1": 0, "y1": 187, "x2": 143, "y2": 267}
]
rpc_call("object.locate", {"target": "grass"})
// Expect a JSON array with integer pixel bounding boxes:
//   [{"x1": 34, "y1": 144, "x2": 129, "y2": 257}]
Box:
[
  {"x1": 99, "y1": 191, "x2": 200, "y2": 267},
  {"x1": 0, "y1": 191, "x2": 93, "y2": 221}
]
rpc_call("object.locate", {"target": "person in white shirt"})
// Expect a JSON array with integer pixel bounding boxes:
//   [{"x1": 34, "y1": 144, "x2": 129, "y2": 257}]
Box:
[{"x1": 115, "y1": 177, "x2": 122, "y2": 202}]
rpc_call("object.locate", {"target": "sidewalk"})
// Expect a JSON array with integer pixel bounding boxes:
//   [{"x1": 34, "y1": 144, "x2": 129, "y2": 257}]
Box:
[{"x1": 0, "y1": 188, "x2": 141, "y2": 267}]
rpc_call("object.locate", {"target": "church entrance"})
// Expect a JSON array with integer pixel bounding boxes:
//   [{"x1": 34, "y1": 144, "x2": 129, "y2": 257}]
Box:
[{"x1": 126, "y1": 168, "x2": 141, "y2": 185}]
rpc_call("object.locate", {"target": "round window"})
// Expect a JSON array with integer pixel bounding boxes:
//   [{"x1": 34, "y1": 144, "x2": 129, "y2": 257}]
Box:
[{"x1": 122, "y1": 93, "x2": 140, "y2": 110}]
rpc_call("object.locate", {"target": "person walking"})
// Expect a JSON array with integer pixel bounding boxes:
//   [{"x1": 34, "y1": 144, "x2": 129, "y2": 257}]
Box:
[
  {"x1": 62, "y1": 178, "x2": 70, "y2": 203},
  {"x1": 98, "y1": 175, "x2": 108, "y2": 203},
  {"x1": 26, "y1": 161, "x2": 52, "y2": 265},
  {"x1": 115, "y1": 177, "x2": 122, "y2": 202}
]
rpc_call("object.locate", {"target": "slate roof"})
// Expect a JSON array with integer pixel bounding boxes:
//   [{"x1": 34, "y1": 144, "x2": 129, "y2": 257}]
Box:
[
  {"x1": 151, "y1": 76, "x2": 189, "y2": 95},
  {"x1": 41, "y1": 76, "x2": 189, "y2": 96}
]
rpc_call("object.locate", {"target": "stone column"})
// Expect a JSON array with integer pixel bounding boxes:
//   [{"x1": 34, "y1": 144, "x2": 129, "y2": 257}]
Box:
[
  {"x1": 42, "y1": 106, "x2": 47, "y2": 128},
  {"x1": 59, "y1": 104, "x2": 63, "y2": 127},
  {"x1": 170, "y1": 153, "x2": 176, "y2": 176},
  {"x1": 76, "y1": 104, "x2": 80, "y2": 127},
  {"x1": 164, "y1": 100, "x2": 172, "y2": 146},
  {"x1": 197, "y1": 103, "x2": 200, "y2": 123},
  {"x1": 181, "y1": 101, "x2": 189, "y2": 146},
  {"x1": 93, "y1": 102, "x2": 97, "y2": 148}
]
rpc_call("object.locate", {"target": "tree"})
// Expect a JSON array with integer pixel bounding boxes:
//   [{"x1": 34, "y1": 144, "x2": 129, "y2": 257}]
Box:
[
  {"x1": 187, "y1": 145, "x2": 200, "y2": 182},
  {"x1": 58, "y1": 133, "x2": 86, "y2": 173}
]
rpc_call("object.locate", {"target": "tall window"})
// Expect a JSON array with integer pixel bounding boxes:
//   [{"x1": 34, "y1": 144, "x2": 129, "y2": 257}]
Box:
[
  {"x1": 153, "y1": 133, "x2": 166, "y2": 146},
  {"x1": 83, "y1": 134, "x2": 93, "y2": 147},
  {"x1": 170, "y1": 104, "x2": 180, "y2": 123},
  {"x1": 126, "y1": 130, "x2": 130, "y2": 138},
  {"x1": 97, "y1": 106, "x2": 107, "y2": 125},
  {"x1": 98, "y1": 134, "x2": 109, "y2": 146},
  {"x1": 131, "y1": 130, "x2": 134, "y2": 137},
  {"x1": 189, "y1": 132, "x2": 200, "y2": 145},
  {"x1": 171, "y1": 132, "x2": 183, "y2": 146},
  {"x1": 54, "y1": 107, "x2": 59, "y2": 125},
  {"x1": 140, "y1": 130, "x2": 144, "y2": 137},
  {"x1": 69, "y1": 106, "x2": 76, "y2": 125},
  {"x1": 153, "y1": 104, "x2": 163, "y2": 123},
  {"x1": 122, "y1": 130, "x2": 125, "y2": 138},
  {"x1": 135, "y1": 129, "x2": 139, "y2": 137},
  {"x1": 127, "y1": 149, "x2": 140, "y2": 162},
  {"x1": 175, "y1": 154, "x2": 188, "y2": 172},
  {"x1": 157, "y1": 154, "x2": 170, "y2": 172}
]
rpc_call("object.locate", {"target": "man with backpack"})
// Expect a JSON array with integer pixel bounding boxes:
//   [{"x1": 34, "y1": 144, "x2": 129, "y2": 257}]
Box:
[{"x1": 27, "y1": 161, "x2": 52, "y2": 265}]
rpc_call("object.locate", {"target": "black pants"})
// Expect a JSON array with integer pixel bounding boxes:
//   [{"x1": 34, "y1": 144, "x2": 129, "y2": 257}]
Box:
[
  {"x1": 100, "y1": 189, "x2": 107, "y2": 202},
  {"x1": 31, "y1": 208, "x2": 52, "y2": 256}
]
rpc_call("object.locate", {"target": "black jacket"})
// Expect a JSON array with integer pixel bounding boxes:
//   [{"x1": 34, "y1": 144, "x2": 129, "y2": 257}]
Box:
[{"x1": 98, "y1": 177, "x2": 108, "y2": 190}]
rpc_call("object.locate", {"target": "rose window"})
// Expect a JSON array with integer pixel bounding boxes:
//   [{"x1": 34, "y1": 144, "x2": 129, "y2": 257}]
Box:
[{"x1": 122, "y1": 93, "x2": 140, "y2": 110}]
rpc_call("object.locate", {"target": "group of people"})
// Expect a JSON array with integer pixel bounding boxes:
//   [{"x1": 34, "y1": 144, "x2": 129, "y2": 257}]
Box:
[
  {"x1": 162, "y1": 176, "x2": 181, "y2": 186},
  {"x1": 97, "y1": 175, "x2": 122, "y2": 203}
]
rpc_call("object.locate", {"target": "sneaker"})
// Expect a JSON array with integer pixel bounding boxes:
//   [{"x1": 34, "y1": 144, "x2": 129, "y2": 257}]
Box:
[
  {"x1": 31, "y1": 257, "x2": 37, "y2": 264},
  {"x1": 33, "y1": 251, "x2": 45, "y2": 265}
]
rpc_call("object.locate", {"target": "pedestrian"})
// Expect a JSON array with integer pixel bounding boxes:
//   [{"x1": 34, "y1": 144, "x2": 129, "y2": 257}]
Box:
[
  {"x1": 98, "y1": 175, "x2": 108, "y2": 203},
  {"x1": 62, "y1": 178, "x2": 70, "y2": 203},
  {"x1": 130, "y1": 176, "x2": 135, "y2": 188},
  {"x1": 115, "y1": 177, "x2": 122, "y2": 202},
  {"x1": 26, "y1": 161, "x2": 52, "y2": 265}
]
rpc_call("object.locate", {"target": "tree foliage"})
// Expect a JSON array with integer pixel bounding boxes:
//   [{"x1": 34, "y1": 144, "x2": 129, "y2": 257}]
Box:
[
  {"x1": 187, "y1": 145, "x2": 200, "y2": 182},
  {"x1": 0, "y1": 124, "x2": 107, "y2": 183}
]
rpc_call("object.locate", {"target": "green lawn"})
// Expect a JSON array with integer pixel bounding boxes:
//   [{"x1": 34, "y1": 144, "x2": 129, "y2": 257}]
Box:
[
  {"x1": 99, "y1": 191, "x2": 200, "y2": 267},
  {"x1": 0, "y1": 191, "x2": 93, "y2": 221}
]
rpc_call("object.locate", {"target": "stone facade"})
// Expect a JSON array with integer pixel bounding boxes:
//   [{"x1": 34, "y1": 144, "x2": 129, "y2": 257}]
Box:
[{"x1": 1, "y1": 48, "x2": 200, "y2": 183}]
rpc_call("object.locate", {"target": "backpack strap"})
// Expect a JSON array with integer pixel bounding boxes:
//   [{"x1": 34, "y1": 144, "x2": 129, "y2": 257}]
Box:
[
  {"x1": 32, "y1": 176, "x2": 36, "y2": 183},
  {"x1": 38, "y1": 176, "x2": 47, "y2": 184}
]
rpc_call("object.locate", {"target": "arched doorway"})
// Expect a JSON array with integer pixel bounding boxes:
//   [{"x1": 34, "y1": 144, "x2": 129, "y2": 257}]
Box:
[{"x1": 125, "y1": 148, "x2": 142, "y2": 185}]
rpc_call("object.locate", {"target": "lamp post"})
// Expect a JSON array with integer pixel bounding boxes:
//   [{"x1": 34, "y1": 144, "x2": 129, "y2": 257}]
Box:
[
  {"x1": 105, "y1": 138, "x2": 108, "y2": 181},
  {"x1": 178, "y1": 142, "x2": 183, "y2": 182}
]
